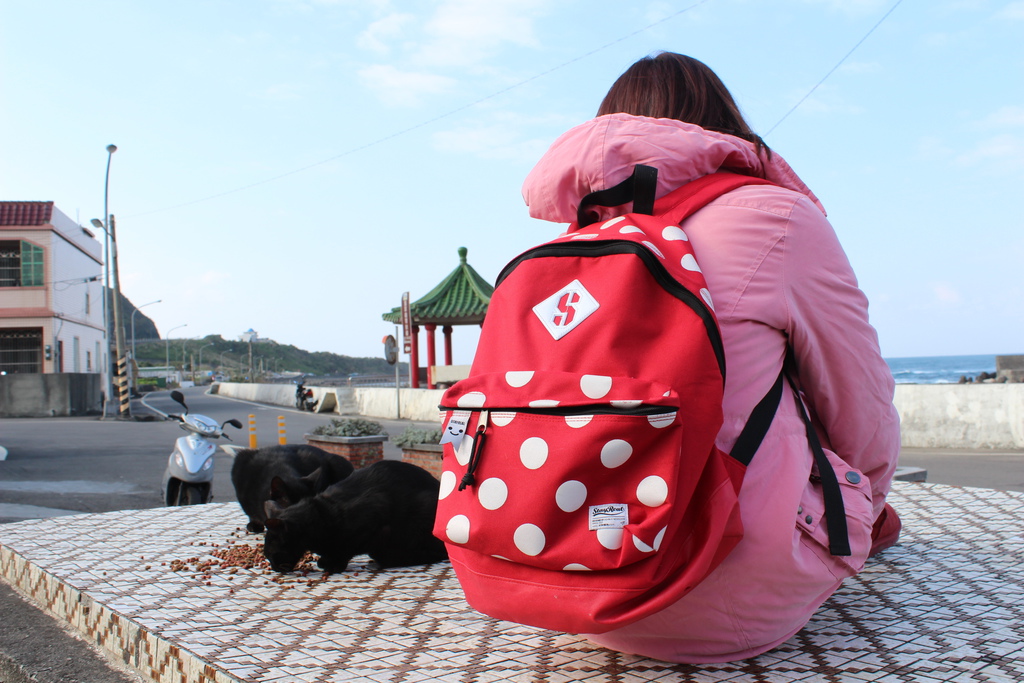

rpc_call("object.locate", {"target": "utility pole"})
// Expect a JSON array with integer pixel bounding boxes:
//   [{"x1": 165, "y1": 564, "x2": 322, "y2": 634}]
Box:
[{"x1": 109, "y1": 215, "x2": 130, "y2": 418}]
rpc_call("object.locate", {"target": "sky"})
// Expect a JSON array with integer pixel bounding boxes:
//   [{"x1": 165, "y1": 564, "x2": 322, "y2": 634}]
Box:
[{"x1": 2, "y1": 0, "x2": 1022, "y2": 365}]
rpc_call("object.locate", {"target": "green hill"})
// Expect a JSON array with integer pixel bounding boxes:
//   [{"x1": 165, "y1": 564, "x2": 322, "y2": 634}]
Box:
[{"x1": 132, "y1": 334, "x2": 401, "y2": 380}]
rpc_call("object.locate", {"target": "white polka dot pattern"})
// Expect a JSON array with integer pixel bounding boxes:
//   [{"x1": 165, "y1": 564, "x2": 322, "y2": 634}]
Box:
[
  {"x1": 438, "y1": 471, "x2": 457, "y2": 500},
  {"x1": 600, "y1": 216, "x2": 626, "y2": 229},
  {"x1": 446, "y1": 515, "x2": 470, "y2": 544},
  {"x1": 637, "y1": 476, "x2": 669, "y2": 507},
  {"x1": 514, "y1": 524, "x2": 546, "y2": 556},
  {"x1": 642, "y1": 241, "x2": 664, "y2": 258},
  {"x1": 564, "y1": 415, "x2": 593, "y2": 428},
  {"x1": 520, "y1": 437, "x2": 548, "y2": 469},
  {"x1": 529, "y1": 399, "x2": 560, "y2": 408},
  {"x1": 600, "y1": 439, "x2": 632, "y2": 468},
  {"x1": 478, "y1": 478, "x2": 508, "y2": 510},
  {"x1": 505, "y1": 371, "x2": 534, "y2": 387},
  {"x1": 633, "y1": 536, "x2": 654, "y2": 553},
  {"x1": 555, "y1": 480, "x2": 587, "y2": 513},
  {"x1": 457, "y1": 392, "x2": 487, "y2": 408},
  {"x1": 663, "y1": 225, "x2": 688, "y2": 241},
  {"x1": 455, "y1": 434, "x2": 473, "y2": 467},
  {"x1": 434, "y1": 370, "x2": 696, "y2": 573},
  {"x1": 597, "y1": 528, "x2": 624, "y2": 550},
  {"x1": 580, "y1": 374, "x2": 612, "y2": 399},
  {"x1": 680, "y1": 253, "x2": 702, "y2": 272},
  {"x1": 700, "y1": 288, "x2": 714, "y2": 310}
]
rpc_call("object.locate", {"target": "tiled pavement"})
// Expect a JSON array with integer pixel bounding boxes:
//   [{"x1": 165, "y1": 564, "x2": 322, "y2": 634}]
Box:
[{"x1": 1, "y1": 481, "x2": 1022, "y2": 683}]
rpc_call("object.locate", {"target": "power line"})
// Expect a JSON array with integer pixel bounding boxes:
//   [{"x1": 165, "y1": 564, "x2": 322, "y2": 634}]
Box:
[
  {"x1": 129, "y1": 0, "x2": 714, "y2": 218},
  {"x1": 766, "y1": 0, "x2": 905, "y2": 136}
]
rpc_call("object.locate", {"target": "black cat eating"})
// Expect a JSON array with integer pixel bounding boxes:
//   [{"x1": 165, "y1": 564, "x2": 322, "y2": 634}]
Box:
[
  {"x1": 231, "y1": 444, "x2": 354, "y2": 533},
  {"x1": 262, "y1": 460, "x2": 448, "y2": 573}
]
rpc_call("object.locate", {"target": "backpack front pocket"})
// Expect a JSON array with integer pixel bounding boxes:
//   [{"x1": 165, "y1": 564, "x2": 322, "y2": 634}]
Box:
[{"x1": 434, "y1": 371, "x2": 683, "y2": 572}]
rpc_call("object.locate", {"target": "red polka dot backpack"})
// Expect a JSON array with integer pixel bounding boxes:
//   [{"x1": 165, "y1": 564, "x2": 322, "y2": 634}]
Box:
[{"x1": 435, "y1": 168, "x2": 802, "y2": 634}]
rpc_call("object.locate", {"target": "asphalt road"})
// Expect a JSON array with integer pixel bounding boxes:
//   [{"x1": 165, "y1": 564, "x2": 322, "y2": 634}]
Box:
[{"x1": 0, "y1": 386, "x2": 427, "y2": 524}]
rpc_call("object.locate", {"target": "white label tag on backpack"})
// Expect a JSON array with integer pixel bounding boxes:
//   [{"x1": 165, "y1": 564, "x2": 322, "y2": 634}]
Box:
[
  {"x1": 440, "y1": 410, "x2": 471, "y2": 450},
  {"x1": 588, "y1": 504, "x2": 629, "y2": 530}
]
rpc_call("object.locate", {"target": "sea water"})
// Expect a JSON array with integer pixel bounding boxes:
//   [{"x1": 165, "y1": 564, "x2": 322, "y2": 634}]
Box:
[{"x1": 884, "y1": 354, "x2": 997, "y2": 384}]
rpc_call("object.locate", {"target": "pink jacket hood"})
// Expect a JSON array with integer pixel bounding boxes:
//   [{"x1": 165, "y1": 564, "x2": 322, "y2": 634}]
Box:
[{"x1": 522, "y1": 113, "x2": 825, "y2": 223}]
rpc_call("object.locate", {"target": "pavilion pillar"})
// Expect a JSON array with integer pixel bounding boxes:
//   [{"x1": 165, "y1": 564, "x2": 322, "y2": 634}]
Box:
[
  {"x1": 410, "y1": 324, "x2": 420, "y2": 389},
  {"x1": 443, "y1": 325, "x2": 453, "y2": 365},
  {"x1": 425, "y1": 324, "x2": 437, "y2": 390}
]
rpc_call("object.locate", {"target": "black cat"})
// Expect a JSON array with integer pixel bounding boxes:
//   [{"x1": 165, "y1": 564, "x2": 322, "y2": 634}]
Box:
[
  {"x1": 262, "y1": 460, "x2": 448, "y2": 573},
  {"x1": 231, "y1": 444, "x2": 354, "y2": 533}
]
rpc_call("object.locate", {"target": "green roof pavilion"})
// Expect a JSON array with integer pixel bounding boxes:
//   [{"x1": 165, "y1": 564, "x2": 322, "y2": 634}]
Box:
[{"x1": 382, "y1": 246, "x2": 493, "y2": 388}]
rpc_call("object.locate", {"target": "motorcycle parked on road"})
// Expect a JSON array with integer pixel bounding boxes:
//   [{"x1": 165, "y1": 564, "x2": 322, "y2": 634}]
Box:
[
  {"x1": 295, "y1": 378, "x2": 319, "y2": 412},
  {"x1": 162, "y1": 390, "x2": 242, "y2": 506}
]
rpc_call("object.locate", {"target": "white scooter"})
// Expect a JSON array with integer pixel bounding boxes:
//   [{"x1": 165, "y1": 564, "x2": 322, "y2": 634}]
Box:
[{"x1": 162, "y1": 390, "x2": 242, "y2": 506}]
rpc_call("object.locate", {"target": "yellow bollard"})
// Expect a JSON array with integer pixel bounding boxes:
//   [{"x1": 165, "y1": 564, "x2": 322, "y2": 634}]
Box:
[
  {"x1": 278, "y1": 416, "x2": 287, "y2": 445},
  {"x1": 248, "y1": 414, "x2": 257, "y2": 449}
]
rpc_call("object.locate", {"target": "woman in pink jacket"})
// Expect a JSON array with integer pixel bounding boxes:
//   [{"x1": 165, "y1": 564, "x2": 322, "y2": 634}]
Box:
[{"x1": 521, "y1": 52, "x2": 902, "y2": 663}]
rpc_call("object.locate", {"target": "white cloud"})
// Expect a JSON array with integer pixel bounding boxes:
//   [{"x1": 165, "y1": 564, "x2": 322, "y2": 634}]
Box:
[
  {"x1": 357, "y1": 64, "x2": 456, "y2": 106},
  {"x1": 931, "y1": 282, "x2": 964, "y2": 305},
  {"x1": 357, "y1": 13, "x2": 416, "y2": 55},
  {"x1": 414, "y1": 0, "x2": 548, "y2": 67},
  {"x1": 432, "y1": 113, "x2": 575, "y2": 162},
  {"x1": 996, "y1": 1, "x2": 1024, "y2": 19},
  {"x1": 796, "y1": 0, "x2": 890, "y2": 15},
  {"x1": 955, "y1": 134, "x2": 1024, "y2": 170},
  {"x1": 353, "y1": 0, "x2": 550, "y2": 106},
  {"x1": 977, "y1": 105, "x2": 1024, "y2": 129}
]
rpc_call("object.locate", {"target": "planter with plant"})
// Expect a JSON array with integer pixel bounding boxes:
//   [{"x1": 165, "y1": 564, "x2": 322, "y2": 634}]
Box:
[
  {"x1": 304, "y1": 418, "x2": 388, "y2": 469},
  {"x1": 394, "y1": 426, "x2": 444, "y2": 479}
]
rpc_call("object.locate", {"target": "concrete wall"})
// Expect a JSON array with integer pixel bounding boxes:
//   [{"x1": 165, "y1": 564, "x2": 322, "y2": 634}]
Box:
[
  {"x1": 893, "y1": 384, "x2": 1024, "y2": 449},
  {"x1": 353, "y1": 387, "x2": 445, "y2": 422},
  {"x1": 214, "y1": 382, "x2": 444, "y2": 422},
  {"x1": 0, "y1": 373, "x2": 102, "y2": 417},
  {"x1": 213, "y1": 382, "x2": 1024, "y2": 449}
]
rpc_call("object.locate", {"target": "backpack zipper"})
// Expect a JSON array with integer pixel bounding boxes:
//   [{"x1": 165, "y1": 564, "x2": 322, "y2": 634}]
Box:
[
  {"x1": 495, "y1": 240, "x2": 726, "y2": 379},
  {"x1": 438, "y1": 402, "x2": 672, "y2": 417}
]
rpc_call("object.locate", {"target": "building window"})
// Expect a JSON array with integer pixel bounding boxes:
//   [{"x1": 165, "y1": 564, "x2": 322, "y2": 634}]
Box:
[
  {"x1": 0, "y1": 240, "x2": 44, "y2": 287},
  {"x1": 86, "y1": 350, "x2": 92, "y2": 372},
  {"x1": 73, "y1": 337, "x2": 81, "y2": 372},
  {"x1": 0, "y1": 328, "x2": 43, "y2": 373}
]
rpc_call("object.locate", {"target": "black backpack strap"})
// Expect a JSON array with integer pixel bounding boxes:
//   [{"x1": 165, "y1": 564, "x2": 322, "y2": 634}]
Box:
[
  {"x1": 730, "y1": 371, "x2": 784, "y2": 467},
  {"x1": 729, "y1": 366, "x2": 852, "y2": 557},
  {"x1": 576, "y1": 164, "x2": 659, "y2": 227},
  {"x1": 786, "y1": 373, "x2": 851, "y2": 556}
]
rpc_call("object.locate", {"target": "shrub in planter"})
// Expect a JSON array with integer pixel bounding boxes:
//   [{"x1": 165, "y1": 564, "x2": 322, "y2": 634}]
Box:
[
  {"x1": 305, "y1": 418, "x2": 388, "y2": 469},
  {"x1": 396, "y1": 426, "x2": 444, "y2": 480},
  {"x1": 311, "y1": 418, "x2": 385, "y2": 437}
]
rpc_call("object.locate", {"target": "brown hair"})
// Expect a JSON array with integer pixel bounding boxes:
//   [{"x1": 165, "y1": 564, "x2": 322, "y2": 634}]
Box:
[{"x1": 597, "y1": 52, "x2": 770, "y2": 160}]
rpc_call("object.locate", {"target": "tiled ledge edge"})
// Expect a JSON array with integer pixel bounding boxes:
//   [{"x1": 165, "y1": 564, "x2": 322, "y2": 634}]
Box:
[{"x1": 0, "y1": 544, "x2": 241, "y2": 683}]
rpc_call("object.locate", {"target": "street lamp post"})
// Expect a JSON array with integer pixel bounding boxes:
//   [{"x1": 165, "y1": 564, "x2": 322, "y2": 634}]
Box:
[
  {"x1": 165, "y1": 324, "x2": 187, "y2": 387},
  {"x1": 198, "y1": 343, "x2": 215, "y2": 383},
  {"x1": 95, "y1": 144, "x2": 117, "y2": 417},
  {"x1": 131, "y1": 300, "x2": 161, "y2": 362},
  {"x1": 130, "y1": 300, "x2": 161, "y2": 391}
]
